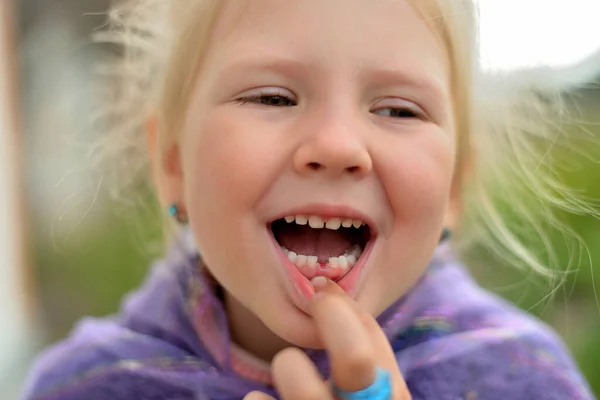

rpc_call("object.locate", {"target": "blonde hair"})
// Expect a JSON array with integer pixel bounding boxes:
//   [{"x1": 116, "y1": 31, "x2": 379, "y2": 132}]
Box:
[{"x1": 94, "y1": 0, "x2": 598, "y2": 284}]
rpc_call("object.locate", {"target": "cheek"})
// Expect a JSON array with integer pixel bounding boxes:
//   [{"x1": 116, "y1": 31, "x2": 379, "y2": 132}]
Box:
[
  {"x1": 182, "y1": 113, "x2": 273, "y2": 213},
  {"x1": 379, "y1": 130, "x2": 455, "y2": 227},
  {"x1": 360, "y1": 131, "x2": 455, "y2": 313},
  {"x1": 179, "y1": 110, "x2": 291, "y2": 258},
  {"x1": 179, "y1": 112, "x2": 265, "y2": 272}
]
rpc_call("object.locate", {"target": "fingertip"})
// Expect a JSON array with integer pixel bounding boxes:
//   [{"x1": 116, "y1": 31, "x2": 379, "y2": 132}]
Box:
[
  {"x1": 311, "y1": 276, "x2": 330, "y2": 291},
  {"x1": 244, "y1": 391, "x2": 275, "y2": 400},
  {"x1": 311, "y1": 276, "x2": 345, "y2": 295}
]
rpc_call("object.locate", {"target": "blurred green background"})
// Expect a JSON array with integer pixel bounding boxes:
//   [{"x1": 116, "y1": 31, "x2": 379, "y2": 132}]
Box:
[{"x1": 16, "y1": 0, "x2": 600, "y2": 397}]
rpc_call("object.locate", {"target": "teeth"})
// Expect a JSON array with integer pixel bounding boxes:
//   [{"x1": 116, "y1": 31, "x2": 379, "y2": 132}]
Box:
[
  {"x1": 287, "y1": 251, "x2": 297, "y2": 262},
  {"x1": 296, "y1": 255, "x2": 307, "y2": 267},
  {"x1": 338, "y1": 256, "x2": 349, "y2": 269},
  {"x1": 283, "y1": 247, "x2": 361, "y2": 269},
  {"x1": 325, "y1": 218, "x2": 341, "y2": 230},
  {"x1": 295, "y1": 215, "x2": 308, "y2": 225},
  {"x1": 346, "y1": 254, "x2": 357, "y2": 265},
  {"x1": 351, "y1": 245, "x2": 362, "y2": 258},
  {"x1": 308, "y1": 216, "x2": 325, "y2": 229},
  {"x1": 281, "y1": 215, "x2": 368, "y2": 231},
  {"x1": 279, "y1": 215, "x2": 368, "y2": 270}
]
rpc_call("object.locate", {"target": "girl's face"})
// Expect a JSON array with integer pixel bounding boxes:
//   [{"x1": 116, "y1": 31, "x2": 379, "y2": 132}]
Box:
[{"x1": 174, "y1": 0, "x2": 454, "y2": 350}]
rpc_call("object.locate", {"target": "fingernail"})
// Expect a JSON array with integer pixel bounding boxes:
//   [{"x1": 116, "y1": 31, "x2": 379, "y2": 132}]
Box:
[{"x1": 311, "y1": 276, "x2": 329, "y2": 291}]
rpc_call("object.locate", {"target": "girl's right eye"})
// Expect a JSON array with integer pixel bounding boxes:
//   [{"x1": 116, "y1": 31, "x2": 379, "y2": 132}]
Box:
[{"x1": 235, "y1": 93, "x2": 297, "y2": 107}]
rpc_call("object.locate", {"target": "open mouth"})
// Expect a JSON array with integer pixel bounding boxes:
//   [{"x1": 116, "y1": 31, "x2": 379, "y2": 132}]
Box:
[{"x1": 269, "y1": 214, "x2": 373, "y2": 282}]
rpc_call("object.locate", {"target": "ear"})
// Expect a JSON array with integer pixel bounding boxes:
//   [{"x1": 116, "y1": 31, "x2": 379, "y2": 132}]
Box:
[{"x1": 146, "y1": 114, "x2": 184, "y2": 209}]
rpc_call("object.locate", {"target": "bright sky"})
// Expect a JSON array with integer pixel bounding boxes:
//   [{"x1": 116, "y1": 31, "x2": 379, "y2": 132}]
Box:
[{"x1": 477, "y1": 0, "x2": 600, "y2": 71}]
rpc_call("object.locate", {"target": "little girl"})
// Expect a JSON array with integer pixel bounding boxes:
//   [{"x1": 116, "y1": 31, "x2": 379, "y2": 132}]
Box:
[{"x1": 23, "y1": 0, "x2": 596, "y2": 399}]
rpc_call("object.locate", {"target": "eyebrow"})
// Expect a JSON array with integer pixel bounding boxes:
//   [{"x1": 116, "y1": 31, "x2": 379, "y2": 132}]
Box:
[{"x1": 218, "y1": 57, "x2": 314, "y2": 80}]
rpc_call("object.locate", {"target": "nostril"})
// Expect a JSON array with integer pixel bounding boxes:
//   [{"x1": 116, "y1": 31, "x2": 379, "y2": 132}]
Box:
[
  {"x1": 307, "y1": 162, "x2": 322, "y2": 171},
  {"x1": 347, "y1": 166, "x2": 360, "y2": 174}
]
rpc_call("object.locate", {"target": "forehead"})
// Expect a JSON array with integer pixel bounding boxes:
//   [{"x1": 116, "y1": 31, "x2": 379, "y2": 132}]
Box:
[{"x1": 205, "y1": 0, "x2": 449, "y2": 91}]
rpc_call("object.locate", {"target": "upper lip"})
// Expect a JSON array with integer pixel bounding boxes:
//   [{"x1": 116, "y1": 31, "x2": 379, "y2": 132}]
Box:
[{"x1": 268, "y1": 203, "x2": 379, "y2": 236}]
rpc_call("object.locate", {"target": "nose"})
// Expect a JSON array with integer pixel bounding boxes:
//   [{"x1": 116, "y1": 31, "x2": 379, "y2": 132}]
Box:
[{"x1": 293, "y1": 118, "x2": 372, "y2": 178}]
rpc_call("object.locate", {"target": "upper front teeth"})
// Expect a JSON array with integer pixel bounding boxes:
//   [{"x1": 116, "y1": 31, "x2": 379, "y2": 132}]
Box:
[
  {"x1": 325, "y1": 218, "x2": 341, "y2": 230},
  {"x1": 295, "y1": 215, "x2": 308, "y2": 225},
  {"x1": 309, "y1": 216, "x2": 324, "y2": 229},
  {"x1": 283, "y1": 215, "x2": 364, "y2": 230}
]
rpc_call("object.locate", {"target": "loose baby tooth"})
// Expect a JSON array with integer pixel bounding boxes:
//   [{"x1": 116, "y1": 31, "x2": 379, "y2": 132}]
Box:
[
  {"x1": 328, "y1": 257, "x2": 339, "y2": 267},
  {"x1": 282, "y1": 247, "x2": 289, "y2": 255},
  {"x1": 346, "y1": 254, "x2": 357, "y2": 265},
  {"x1": 295, "y1": 215, "x2": 308, "y2": 225},
  {"x1": 307, "y1": 256, "x2": 318, "y2": 269},
  {"x1": 295, "y1": 255, "x2": 307, "y2": 267},
  {"x1": 338, "y1": 256, "x2": 349, "y2": 269},
  {"x1": 341, "y1": 219, "x2": 353, "y2": 228},
  {"x1": 284, "y1": 216, "x2": 295, "y2": 223},
  {"x1": 288, "y1": 251, "x2": 297, "y2": 262},
  {"x1": 352, "y1": 220, "x2": 363, "y2": 229},
  {"x1": 308, "y1": 216, "x2": 325, "y2": 229},
  {"x1": 325, "y1": 218, "x2": 341, "y2": 230}
]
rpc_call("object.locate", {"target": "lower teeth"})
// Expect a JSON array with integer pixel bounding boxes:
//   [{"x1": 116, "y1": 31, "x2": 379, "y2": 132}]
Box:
[{"x1": 282, "y1": 245, "x2": 362, "y2": 270}]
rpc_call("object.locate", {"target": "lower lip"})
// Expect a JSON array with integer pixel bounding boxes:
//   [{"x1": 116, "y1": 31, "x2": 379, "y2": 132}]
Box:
[{"x1": 268, "y1": 231, "x2": 375, "y2": 305}]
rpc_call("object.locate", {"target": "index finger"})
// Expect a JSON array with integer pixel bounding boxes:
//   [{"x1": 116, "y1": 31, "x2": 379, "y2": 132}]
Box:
[
  {"x1": 310, "y1": 277, "x2": 411, "y2": 399},
  {"x1": 310, "y1": 279, "x2": 377, "y2": 392}
]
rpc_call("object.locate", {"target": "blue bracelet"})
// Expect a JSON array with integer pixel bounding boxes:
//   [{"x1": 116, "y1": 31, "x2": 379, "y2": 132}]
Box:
[{"x1": 332, "y1": 367, "x2": 392, "y2": 400}]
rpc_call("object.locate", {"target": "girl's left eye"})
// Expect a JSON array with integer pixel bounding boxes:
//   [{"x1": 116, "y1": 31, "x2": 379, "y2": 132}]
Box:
[{"x1": 373, "y1": 107, "x2": 422, "y2": 119}]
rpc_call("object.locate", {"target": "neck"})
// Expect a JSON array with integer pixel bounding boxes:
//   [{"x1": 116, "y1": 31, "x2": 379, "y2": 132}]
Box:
[{"x1": 224, "y1": 290, "x2": 291, "y2": 362}]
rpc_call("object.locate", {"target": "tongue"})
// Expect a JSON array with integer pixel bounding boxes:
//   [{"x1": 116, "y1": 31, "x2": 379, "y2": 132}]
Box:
[{"x1": 277, "y1": 225, "x2": 353, "y2": 259}]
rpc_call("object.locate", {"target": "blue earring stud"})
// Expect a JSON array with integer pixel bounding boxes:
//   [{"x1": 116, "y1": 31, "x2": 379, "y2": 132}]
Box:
[
  {"x1": 440, "y1": 228, "x2": 451, "y2": 242},
  {"x1": 168, "y1": 202, "x2": 189, "y2": 224}
]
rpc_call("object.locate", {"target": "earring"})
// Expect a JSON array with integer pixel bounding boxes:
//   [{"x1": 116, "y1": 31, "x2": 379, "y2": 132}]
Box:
[
  {"x1": 168, "y1": 202, "x2": 189, "y2": 224},
  {"x1": 439, "y1": 228, "x2": 451, "y2": 242}
]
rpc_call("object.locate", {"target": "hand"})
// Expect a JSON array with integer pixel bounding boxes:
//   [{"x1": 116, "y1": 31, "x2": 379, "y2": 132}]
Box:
[{"x1": 245, "y1": 277, "x2": 412, "y2": 400}]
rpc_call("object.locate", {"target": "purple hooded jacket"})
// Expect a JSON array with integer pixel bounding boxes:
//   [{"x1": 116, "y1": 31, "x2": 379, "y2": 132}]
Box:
[{"x1": 23, "y1": 232, "x2": 595, "y2": 399}]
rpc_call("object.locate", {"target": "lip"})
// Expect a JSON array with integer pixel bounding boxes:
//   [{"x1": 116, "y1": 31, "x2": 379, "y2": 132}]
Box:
[{"x1": 267, "y1": 203, "x2": 379, "y2": 237}]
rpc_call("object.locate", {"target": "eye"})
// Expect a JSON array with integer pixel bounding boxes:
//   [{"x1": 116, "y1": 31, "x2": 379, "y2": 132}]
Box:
[
  {"x1": 235, "y1": 91, "x2": 297, "y2": 107},
  {"x1": 373, "y1": 108, "x2": 420, "y2": 119},
  {"x1": 371, "y1": 99, "x2": 426, "y2": 120}
]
